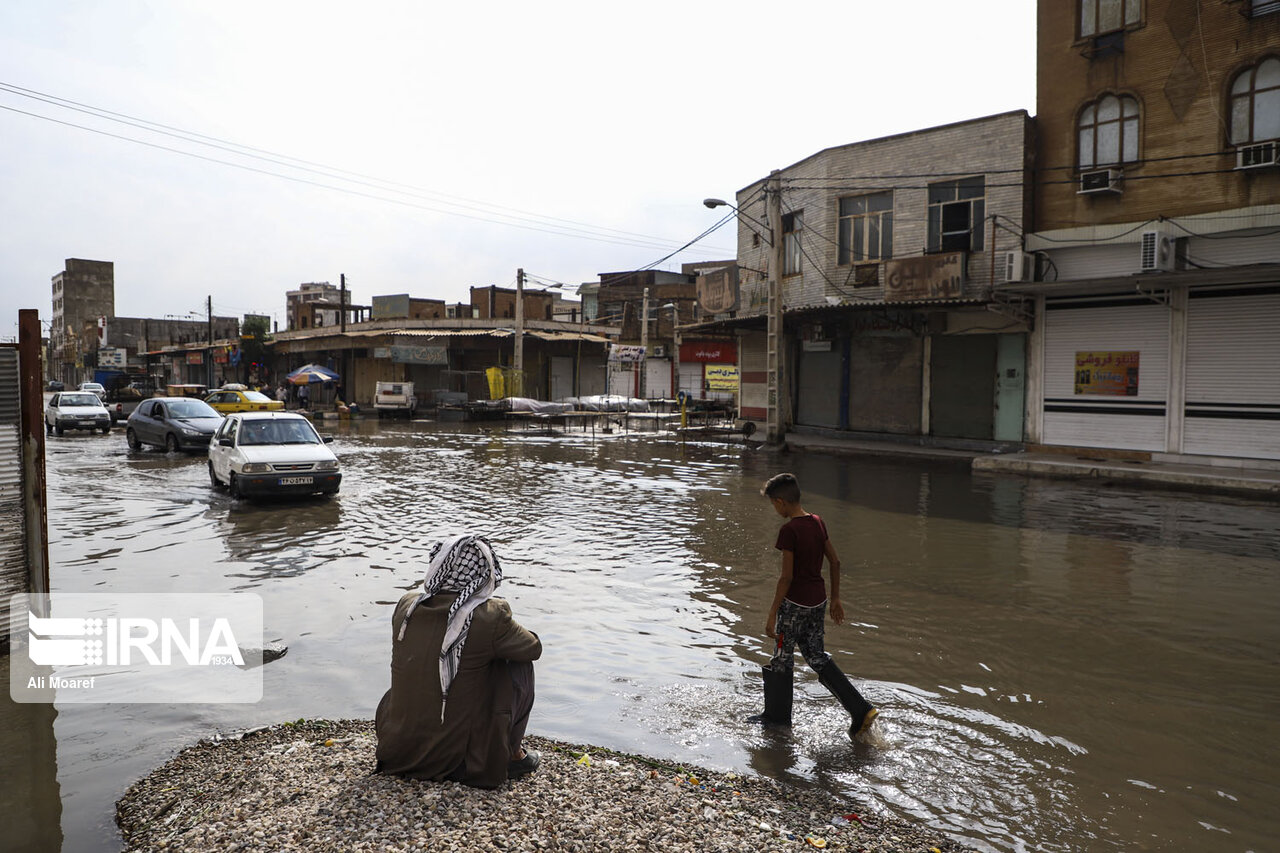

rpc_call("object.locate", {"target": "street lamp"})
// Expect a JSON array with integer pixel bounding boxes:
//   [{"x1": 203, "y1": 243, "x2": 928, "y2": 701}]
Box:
[{"x1": 703, "y1": 173, "x2": 786, "y2": 442}]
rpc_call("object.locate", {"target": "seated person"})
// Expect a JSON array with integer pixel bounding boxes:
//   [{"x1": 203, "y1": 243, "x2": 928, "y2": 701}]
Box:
[{"x1": 376, "y1": 535, "x2": 541, "y2": 788}]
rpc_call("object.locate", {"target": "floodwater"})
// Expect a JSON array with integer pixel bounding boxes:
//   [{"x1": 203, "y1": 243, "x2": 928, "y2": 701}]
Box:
[{"x1": 3, "y1": 418, "x2": 1279, "y2": 852}]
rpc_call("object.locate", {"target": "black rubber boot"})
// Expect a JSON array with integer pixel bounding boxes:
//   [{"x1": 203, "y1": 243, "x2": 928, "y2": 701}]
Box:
[
  {"x1": 747, "y1": 663, "x2": 793, "y2": 725},
  {"x1": 817, "y1": 661, "x2": 877, "y2": 739}
]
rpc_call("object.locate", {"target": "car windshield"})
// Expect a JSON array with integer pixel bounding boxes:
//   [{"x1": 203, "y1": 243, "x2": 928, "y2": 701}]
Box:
[
  {"x1": 80, "y1": 384, "x2": 104, "y2": 391},
  {"x1": 244, "y1": 391, "x2": 274, "y2": 402},
  {"x1": 61, "y1": 394, "x2": 102, "y2": 407},
  {"x1": 238, "y1": 419, "x2": 320, "y2": 446},
  {"x1": 167, "y1": 399, "x2": 218, "y2": 419}
]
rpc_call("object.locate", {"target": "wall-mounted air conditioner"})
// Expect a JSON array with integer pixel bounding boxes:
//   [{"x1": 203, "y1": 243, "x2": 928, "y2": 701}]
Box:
[
  {"x1": 1235, "y1": 142, "x2": 1279, "y2": 170},
  {"x1": 1140, "y1": 229, "x2": 1176, "y2": 272},
  {"x1": 1004, "y1": 250, "x2": 1033, "y2": 283},
  {"x1": 650, "y1": 344, "x2": 666, "y2": 358},
  {"x1": 1078, "y1": 168, "x2": 1123, "y2": 195}
]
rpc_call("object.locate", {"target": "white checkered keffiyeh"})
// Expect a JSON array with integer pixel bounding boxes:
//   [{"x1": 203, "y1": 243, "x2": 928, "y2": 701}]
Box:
[{"x1": 397, "y1": 535, "x2": 503, "y2": 721}]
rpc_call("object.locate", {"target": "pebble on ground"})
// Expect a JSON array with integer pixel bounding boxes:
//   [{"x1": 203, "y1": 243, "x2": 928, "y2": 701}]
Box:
[{"x1": 115, "y1": 719, "x2": 976, "y2": 852}]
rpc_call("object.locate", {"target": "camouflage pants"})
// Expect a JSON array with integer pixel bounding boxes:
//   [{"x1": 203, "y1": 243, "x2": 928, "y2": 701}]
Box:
[{"x1": 770, "y1": 598, "x2": 832, "y2": 676}]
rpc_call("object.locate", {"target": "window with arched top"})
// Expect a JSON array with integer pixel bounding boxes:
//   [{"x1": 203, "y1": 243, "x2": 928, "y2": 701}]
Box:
[
  {"x1": 1078, "y1": 94, "x2": 1140, "y2": 168},
  {"x1": 1230, "y1": 57, "x2": 1280, "y2": 145}
]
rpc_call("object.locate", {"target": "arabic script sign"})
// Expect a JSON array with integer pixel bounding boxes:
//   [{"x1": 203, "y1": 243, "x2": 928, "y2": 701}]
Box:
[
  {"x1": 1074, "y1": 351, "x2": 1139, "y2": 396},
  {"x1": 884, "y1": 253, "x2": 965, "y2": 301},
  {"x1": 389, "y1": 345, "x2": 448, "y2": 365}
]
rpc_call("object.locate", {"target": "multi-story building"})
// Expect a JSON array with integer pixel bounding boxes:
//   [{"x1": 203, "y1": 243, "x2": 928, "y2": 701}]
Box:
[
  {"x1": 728, "y1": 111, "x2": 1035, "y2": 441},
  {"x1": 50, "y1": 259, "x2": 114, "y2": 384},
  {"x1": 1015, "y1": 0, "x2": 1280, "y2": 462},
  {"x1": 286, "y1": 282, "x2": 368, "y2": 330}
]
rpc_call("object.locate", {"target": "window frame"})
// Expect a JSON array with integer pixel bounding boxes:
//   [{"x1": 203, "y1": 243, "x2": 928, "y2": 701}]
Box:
[
  {"x1": 1077, "y1": 93, "x2": 1142, "y2": 169},
  {"x1": 1229, "y1": 56, "x2": 1280, "y2": 146},
  {"x1": 1079, "y1": 0, "x2": 1142, "y2": 38},
  {"x1": 782, "y1": 210, "x2": 804, "y2": 276},
  {"x1": 836, "y1": 192, "x2": 894, "y2": 266},
  {"x1": 926, "y1": 177, "x2": 985, "y2": 255}
]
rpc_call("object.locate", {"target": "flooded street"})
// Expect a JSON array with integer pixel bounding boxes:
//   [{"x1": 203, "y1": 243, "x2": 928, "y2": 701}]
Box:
[{"x1": 6, "y1": 420, "x2": 1280, "y2": 852}]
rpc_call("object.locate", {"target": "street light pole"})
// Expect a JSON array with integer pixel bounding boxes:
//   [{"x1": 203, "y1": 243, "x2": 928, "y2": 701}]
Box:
[
  {"x1": 515, "y1": 268, "x2": 525, "y2": 397},
  {"x1": 639, "y1": 286, "x2": 649, "y2": 399}
]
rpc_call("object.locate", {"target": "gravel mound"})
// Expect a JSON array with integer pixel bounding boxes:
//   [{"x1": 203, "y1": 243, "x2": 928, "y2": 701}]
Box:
[{"x1": 116, "y1": 719, "x2": 975, "y2": 852}]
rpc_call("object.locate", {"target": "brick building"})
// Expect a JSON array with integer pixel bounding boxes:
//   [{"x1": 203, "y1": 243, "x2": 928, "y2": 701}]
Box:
[
  {"x1": 1014, "y1": 0, "x2": 1280, "y2": 462},
  {"x1": 727, "y1": 111, "x2": 1035, "y2": 441}
]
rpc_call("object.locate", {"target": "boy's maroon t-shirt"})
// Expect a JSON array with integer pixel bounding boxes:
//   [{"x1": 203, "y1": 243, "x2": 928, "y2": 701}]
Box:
[{"x1": 775, "y1": 513, "x2": 829, "y2": 606}]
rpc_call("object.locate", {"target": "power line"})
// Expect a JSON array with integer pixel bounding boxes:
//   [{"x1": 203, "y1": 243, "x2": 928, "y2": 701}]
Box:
[{"x1": 0, "y1": 91, "x2": 731, "y2": 255}]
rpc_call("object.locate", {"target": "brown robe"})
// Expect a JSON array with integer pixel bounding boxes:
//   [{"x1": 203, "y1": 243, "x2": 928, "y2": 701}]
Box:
[{"x1": 375, "y1": 591, "x2": 542, "y2": 788}]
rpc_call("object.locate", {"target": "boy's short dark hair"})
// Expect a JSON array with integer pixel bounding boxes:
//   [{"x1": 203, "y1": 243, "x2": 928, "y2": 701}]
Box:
[{"x1": 762, "y1": 472, "x2": 801, "y2": 504}]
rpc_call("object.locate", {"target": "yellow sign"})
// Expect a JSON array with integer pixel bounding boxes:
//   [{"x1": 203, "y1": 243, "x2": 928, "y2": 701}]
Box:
[
  {"x1": 704, "y1": 364, "x2": 739, "y2": 392},
  {"x1": 1074, "y1": 351, "x2": 1139, "y2": 396}
]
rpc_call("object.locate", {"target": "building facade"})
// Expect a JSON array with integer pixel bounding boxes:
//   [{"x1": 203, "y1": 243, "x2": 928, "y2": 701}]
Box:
[
  {"x1": 1019, "y1": 0, "x2": 1280, "y2": 462},
  {"x1": 729, "y1": 111, "x2": 1036, "y2": 442}
]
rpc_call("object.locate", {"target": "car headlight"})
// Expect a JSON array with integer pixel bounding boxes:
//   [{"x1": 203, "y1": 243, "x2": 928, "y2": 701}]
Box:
[
  {"x1": 241, "y1": 463, "x2": 272, "y2": 474},
  {"x1": 180, "y1": 427, "x2": 201, "y2": 436},
  {"x1": 315, "y1": 460, "x2": 339, "y2": 471}
]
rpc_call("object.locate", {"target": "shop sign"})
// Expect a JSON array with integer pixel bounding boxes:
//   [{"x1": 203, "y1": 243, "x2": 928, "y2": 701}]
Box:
[
  {"x1": 1074, "y1": 351, "x2": 1139, "y2": 396},
  {"x1": 389, "y1": 345, "x2": 448, "y2": 365},
  {"x1": 185, "y1": 352, "x2": 204, "y2": 365},
  {"x1": 696, "y1": 267, "x2": 739, "y2": 314},
  {"x1": 373, "y1": 347, "x2": 390, "y2": 359},
  {"x1": 98, "y1": 348, "x2": 127, "y2": 369},
  {"x1": 609, "y1": 344, "x2": 646, "y2": 363},
  {"x1": 704, "y1": 365, "x2": 740, "y2": 391},
  {"x1": 884, "y1": 253, "x2": 964, "y2": 301},
  {"x1": 679, "y1": 342, "x2": 738, "y2": 363}
]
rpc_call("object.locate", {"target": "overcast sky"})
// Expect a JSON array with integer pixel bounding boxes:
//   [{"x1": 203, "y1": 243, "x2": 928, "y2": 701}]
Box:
[{"x1": 0, "y1": 1, "x2": 1036, "y2": 342}]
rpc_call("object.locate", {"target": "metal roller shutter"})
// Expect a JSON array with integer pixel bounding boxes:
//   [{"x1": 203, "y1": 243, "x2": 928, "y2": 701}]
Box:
[
  {"x1": 795, "y1": 347, "x2": 841, "y2": 428},
  {"x1": 849, "y1": 336, "x2": 922, "y2": 433},
  {"x1": 1042, "y1": 297, "x2": 1169, "y2": 451},
  {"x1": 1184, "y1": 289, "x2": 1280, "y2": 460},
  {"x1": 0, "y1": 348, "x2": 27, "y2": 640}
]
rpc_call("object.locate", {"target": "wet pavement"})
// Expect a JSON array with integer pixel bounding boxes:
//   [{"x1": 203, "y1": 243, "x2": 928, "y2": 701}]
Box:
[{"x1": 4, "y1": 417, "x2": 1279, "y2": 852}]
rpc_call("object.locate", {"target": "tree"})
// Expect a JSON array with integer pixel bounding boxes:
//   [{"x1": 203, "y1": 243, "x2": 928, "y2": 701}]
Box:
[{"x1": 239, "y1": 316, "x2": 272, "y2": 384}]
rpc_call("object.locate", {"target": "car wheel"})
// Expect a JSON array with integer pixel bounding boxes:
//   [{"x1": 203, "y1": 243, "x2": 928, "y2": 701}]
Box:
[
  {"x1": 100, "y1": 425, "x2": 111, "y2": 435},
  {"x1": 45, "y1": 421, "x2": 52, "y2": 436},
  {"x1": 229, "y1": 473, "x2": 242, "y2": 499},
  {"x1": 208, "y1": 461, "x2": 220, "y2": 488},
  {"x1": 126, "y1": 428, "x2": 141, "y2": 450},
  {"x1": 55, "y1": 425, "x2": 64, "y2": 436},
  {"x1": 165, "y1": 433, "x2": 180, "y2": 453}
]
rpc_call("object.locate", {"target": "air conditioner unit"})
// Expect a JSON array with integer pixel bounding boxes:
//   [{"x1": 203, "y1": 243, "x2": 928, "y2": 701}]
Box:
[
  {"x1": 1235, "y1": 141, "x2": 1279, "y2": 170},
  {"x1": 1140, "y1": 229, "x2": 1176, "y2": 272},
  {"x1": 1004, "y1": 250, "x2": 1034, "y2": 283},
  {"x1": 1078, "y1": 168, "x2": 1123, "y2": 195},
  {"x1": 650, "y1": 344, "x2": 666, "y2": 358}
]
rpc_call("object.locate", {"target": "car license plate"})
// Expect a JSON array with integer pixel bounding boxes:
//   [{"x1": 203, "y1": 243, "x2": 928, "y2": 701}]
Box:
[
  {"x1": 278, "y1": 476, "x2": 314, "y2": 486},
  {"x1": 79, "y1": 420, "x2": 97, "y2": 426}
]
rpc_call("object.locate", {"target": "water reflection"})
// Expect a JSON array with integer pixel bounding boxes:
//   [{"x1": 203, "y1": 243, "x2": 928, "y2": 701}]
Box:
[{"x1": 18, "y1": 423, "x2": 1280, "y2": 853}]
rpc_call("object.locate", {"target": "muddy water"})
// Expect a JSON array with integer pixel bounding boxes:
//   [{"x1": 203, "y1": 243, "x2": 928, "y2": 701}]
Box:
[{"x1": 6, "y1": 420, "x2": 1280, "y2": 852}]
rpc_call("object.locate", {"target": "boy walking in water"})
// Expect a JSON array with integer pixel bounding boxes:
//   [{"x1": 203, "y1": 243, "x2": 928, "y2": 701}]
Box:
[{"x1": 751, "y1": 472, "x2": 878, "y2": 739}]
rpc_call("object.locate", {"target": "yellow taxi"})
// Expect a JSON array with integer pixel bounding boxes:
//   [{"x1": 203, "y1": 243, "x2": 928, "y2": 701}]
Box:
[{"x1": 204, "y1": 383, "x2": 285, "y2": 415}]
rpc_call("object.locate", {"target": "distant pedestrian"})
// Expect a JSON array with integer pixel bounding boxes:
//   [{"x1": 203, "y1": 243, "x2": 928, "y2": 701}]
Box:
[
  {"x1": 749, "y1": 472, "x2": 878, "y2": 739},
  {"x1": 275, "y1": 383, "x2": 287, "y2": 403},
  {"x1": 298, "y1": 383, "x2": 309, "y2": 409}
]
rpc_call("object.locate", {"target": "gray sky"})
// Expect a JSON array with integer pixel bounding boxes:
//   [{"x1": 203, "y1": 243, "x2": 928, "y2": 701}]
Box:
[{"x1": 1, "y1": 1, "x2": 1036, "y2": 341}]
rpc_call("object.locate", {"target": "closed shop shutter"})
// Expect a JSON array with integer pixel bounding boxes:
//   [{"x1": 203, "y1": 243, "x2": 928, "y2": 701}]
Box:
[
  {"x1": 739, "y1": 331, "x2": 768, "y2": 422},
  {"x1": 930, "y1": 335, "x2": 997, "y2": 439},
  {"x1": 796, "y1": 347, "x2": 842, "y2": 428},
  {"x1": 0, "y1": 348, "x2": 27, "y2": 638},
  {"x1": 849, "y1": 336, "x2": 922, "y2": 433},
  {"x1": 677, "y1": 362, "x2": 702, "y2": 398},
  {"x1": 645, "y1": 358, "x2": 672, "y2": 399},
  {"x1": 550, "y1": 356, "x2": 575, "y2": 401},
  {"x1": 1184, "y1": 289, "x2": 1280, "y2": 460},
  {"x1": 607, "y1": 362, "x2": 634, "y2": 398},
  {"x1": 1042, "y1": 298, "x2": 1168, "y2": 451}
]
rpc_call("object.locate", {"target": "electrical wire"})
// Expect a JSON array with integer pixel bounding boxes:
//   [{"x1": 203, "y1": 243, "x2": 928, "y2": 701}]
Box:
[
  {"x1": 0, "y1": 80, "x2": 734, "y2": 252},
  {"x1": 0, "y1": 91, "x2": 731, "y2": 255}
]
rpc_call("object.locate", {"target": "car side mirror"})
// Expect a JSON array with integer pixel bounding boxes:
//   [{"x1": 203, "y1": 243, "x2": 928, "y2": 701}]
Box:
[
  {"x1": 219, "y1": 437, "x2": 233, "y2": 447},
  {"x1": 322, "y1": 436, "x2": 334, "y2": 444}
]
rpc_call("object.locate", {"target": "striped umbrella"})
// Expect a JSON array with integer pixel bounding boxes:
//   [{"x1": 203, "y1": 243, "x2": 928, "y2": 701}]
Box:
[{"x1": 285, "y1": 363, "x2": 340, "y2": 385}]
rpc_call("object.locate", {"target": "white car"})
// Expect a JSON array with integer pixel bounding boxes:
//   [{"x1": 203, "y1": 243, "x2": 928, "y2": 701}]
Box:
[
  {"x1": 45, "y1": 391, "x2": 112, "y2": 435},
  {"x1": 77, "y1": 381, "x2": 107, "y2": 397},
  {"x1": 207, "y1": 412, "x2": 340, "y2": 498}
]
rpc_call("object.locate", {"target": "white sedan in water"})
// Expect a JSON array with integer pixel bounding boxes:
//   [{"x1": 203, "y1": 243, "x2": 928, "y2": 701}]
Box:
[{"x1": 207, "y1": 411, "x2": 340, "y2": 499}]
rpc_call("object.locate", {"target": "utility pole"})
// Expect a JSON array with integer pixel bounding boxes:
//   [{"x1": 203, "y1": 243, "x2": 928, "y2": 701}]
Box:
[
  {"x1": 514, "y1": 268, "x2": 525, "y2": 397},
  {"x1": 639, "y1": 286, "x2": 650, "y2": 399},
  {"x1": 206, "y1": 294, "x2": 213, "y2": 389},
  {"x1": 766, "y1": 170, "x2": 786, "y2": 443},
  {"x1": 340, "y1": 273, "x2": 349, "y2": 399}
]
